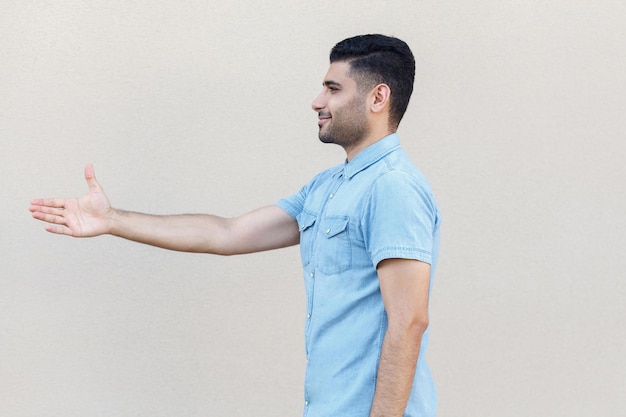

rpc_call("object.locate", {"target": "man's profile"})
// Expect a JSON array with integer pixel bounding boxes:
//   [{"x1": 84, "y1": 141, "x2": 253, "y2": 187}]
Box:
[{"x1": 30, "y1": 34, "x2": 440, "y2": 417}]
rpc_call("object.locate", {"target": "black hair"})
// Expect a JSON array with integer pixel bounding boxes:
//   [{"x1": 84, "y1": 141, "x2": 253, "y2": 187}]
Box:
[{"x1": 330, "y1": 34, "x2": 415, "y2": 129}]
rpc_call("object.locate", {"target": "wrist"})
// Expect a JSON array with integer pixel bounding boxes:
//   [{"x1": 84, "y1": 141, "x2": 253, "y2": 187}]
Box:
[{"x1": 106, "y1": 207, "x2": 123, "y2": 236}]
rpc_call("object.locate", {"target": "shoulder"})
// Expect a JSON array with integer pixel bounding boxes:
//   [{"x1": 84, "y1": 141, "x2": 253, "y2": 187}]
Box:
[
  {"x1": 374, "y1": 149, "x2": 434, "y2": 197},
  {"x1": 360, "y1": 149, "x2": 439, "y2": 226}
]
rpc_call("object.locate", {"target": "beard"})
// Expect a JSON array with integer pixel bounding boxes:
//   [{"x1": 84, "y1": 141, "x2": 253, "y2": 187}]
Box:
[{"x1": 318, "y1": 94, "x2": 370, "y2": 149}]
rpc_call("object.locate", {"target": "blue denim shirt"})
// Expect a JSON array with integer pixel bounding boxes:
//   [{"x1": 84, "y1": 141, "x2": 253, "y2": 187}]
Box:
[{"x1": 276, "y1": 133, "x2": 440, "y2": 417}]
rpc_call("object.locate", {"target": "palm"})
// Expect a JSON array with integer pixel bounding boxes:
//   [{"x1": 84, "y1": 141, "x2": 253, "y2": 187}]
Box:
[
  {"x1": 30, "y1": 164, "x2": 113, "y2": 237},
  {"x1": 62, "y1": 184, "x2": 111, "y2": 237}
]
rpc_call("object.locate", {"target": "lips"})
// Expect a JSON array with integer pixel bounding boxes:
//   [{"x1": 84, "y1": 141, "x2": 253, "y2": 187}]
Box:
[{"x1": 318, "y1": 113, "x2": 331, "y2": 126}]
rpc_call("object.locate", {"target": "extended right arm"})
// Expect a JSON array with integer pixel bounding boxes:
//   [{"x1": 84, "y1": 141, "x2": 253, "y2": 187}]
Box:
[
  {"x1": 105, "y1": 206, "x2": 299, "y2": 255},
  {"x1": 29, "y1": 164, "x2": 300, "y2": 255}
]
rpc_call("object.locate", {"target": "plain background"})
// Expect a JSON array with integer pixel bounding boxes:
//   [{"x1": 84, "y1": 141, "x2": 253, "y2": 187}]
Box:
[{"x1": 2, "y1": 1, "x2": 625, "y2": 416}]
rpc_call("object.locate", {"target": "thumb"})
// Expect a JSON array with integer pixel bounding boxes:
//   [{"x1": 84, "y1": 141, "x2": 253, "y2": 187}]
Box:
[{"x1": 84, "y1": 163, "x2": 101, "y2": 191}]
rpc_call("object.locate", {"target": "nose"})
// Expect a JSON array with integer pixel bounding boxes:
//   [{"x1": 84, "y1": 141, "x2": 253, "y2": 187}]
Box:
[{"x1": 311, "y1": 90, "x2": 325, "y2": 112}]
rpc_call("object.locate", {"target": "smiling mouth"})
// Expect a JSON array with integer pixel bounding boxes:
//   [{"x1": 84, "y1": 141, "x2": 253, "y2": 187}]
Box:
[{"x1": 318, "y1": 114, "x2": 331, "y2": 126}]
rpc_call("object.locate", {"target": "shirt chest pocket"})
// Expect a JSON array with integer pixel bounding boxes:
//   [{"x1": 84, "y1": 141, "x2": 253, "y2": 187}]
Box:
[{"x1": 317, "y1": 216, "x2": 352, "y2": 275}]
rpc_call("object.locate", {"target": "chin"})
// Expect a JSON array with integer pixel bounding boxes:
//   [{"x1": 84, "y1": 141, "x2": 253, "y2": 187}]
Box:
[{"x1": 318, "y1": 132, "x2": 335, "y2": 144}]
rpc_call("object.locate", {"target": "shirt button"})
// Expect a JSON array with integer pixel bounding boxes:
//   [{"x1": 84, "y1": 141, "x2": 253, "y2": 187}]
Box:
[
  {"x1": 329, "y1": 193, "x2": 334, "y2": 199},
  {"x1": 310, "y1": 272, "x2": 314, "y2": 278},
  {"x1": 325, "y1": 228, "x2": 331, "y2": 234},
  {"x1": 305, "y1": 400, "x2": 309, "y2": 406},
  {"x1": 307, "y1": 313, "x2": 311, "y2": 319}
]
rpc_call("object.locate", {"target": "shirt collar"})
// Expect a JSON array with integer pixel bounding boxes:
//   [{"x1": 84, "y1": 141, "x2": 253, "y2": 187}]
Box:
[{"x1": 333, "y1": 133, "x2": 401, "y2": 180}]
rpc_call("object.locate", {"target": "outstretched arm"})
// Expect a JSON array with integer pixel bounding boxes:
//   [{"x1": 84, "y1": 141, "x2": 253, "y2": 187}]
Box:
[{"x1": 29, "y1": 164, "x2": 300, "y2": 254}]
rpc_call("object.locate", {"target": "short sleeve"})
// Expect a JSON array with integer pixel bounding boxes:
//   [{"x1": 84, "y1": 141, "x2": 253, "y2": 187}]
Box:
[
  {"x1": 276, "y1": 184, "x2": 307, "y2": 219},
  {"x1": 362, "y1": 170, "x2": 439, "y2": 267}
]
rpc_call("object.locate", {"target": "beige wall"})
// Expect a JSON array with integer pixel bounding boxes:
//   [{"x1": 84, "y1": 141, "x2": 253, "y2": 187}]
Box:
[{"x1": 2, "y1": 1, "x2": 625, "y2": 416}]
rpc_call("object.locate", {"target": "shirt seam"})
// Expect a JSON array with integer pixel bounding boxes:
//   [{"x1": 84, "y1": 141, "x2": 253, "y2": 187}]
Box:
[{"x1": 372, "y1": 247, "x2": 433, "y2": 267}]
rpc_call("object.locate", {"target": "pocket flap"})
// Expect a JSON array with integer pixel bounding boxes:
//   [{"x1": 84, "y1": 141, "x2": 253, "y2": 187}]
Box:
[
  {"x1": 297, "y1": 211, "x2": 317, "y2": 232},
  {"x1": 321, "y1": 216, "x2": 349, "y2": 238}
]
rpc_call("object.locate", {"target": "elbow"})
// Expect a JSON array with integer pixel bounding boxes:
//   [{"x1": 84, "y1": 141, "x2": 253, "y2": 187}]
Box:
[
  {"x1": 198, "y1": 219, "x2": 240, "y2": 255},
  {"x1": 213, "y1": 247, "x2": 238, "y2": 256},
  {"x1": 199, "y1": 243, "x2": 238, "y2": 256},
  {"x1": 389, "y1": 312, "x2": 429, "y2": 342},
  {"x1": 409, "y1": 314, "x2": 429, "y2": 337}
]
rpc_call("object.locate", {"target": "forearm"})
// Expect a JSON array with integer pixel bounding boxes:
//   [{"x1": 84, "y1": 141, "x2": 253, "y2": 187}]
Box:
[
  {"x1": 369, "y1": 325, "x2": 425, "y2": 417},
  {"x1": 108, "y1": 209, "x2": 234, "y2": 254}
]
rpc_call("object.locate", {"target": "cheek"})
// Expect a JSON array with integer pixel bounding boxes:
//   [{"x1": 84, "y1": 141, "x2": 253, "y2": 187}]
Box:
[{"x1": 328, "y1": 100, "x2": 346, "y2": 117}]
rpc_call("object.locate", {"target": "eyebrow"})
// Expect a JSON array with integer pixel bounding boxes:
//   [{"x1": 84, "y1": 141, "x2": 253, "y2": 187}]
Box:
[{"x1": 323, "y1": 80, "x2": 342, "y2": 88}]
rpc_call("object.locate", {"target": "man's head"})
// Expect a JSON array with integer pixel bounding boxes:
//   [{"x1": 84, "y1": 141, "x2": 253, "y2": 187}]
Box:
[
  {"x1": 329, "y1": 34, "x2": 415, "y2": 130},
  {"x1": 312, "y1": 34, "x2": 415, "y2": 159}
]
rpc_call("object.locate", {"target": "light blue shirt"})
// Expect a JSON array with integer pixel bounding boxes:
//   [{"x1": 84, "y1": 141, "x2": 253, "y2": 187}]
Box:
[{"x1": 276, "y1": 133, "x2": 440, "y2": 417}]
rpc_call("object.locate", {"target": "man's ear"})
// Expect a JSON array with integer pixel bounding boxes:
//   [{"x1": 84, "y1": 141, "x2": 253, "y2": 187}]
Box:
[{"x1": 370, "y1": 83, "x2": 391, "y2": 113}]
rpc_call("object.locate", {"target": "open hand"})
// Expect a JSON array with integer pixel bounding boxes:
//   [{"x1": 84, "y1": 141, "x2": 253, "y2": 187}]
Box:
[{"x1": 29, "y1": 164, "x2": 114, "y2": 237}]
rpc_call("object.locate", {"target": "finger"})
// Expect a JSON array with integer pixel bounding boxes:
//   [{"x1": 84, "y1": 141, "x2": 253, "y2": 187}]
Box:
[
  {"x1": 44, "y1": 224, "x2": 74, "y2": 236},
  {"x1": 84, "y1": 163, "x2": 101, "y2": 191},
  {"x1": 30, "y1": 198, "x2": 67, "y2": 208},
  {"x1": 31, "y1": 210, "x2": 66, "y2": 225},
  {"x1": 29, "y1": 204, "x2": 65, "y2": 217}
]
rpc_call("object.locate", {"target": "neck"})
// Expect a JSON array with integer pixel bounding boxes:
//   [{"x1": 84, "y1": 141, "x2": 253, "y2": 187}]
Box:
[{"x1": 344, "y1": 127, "x2": 394, "y2": 162}]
